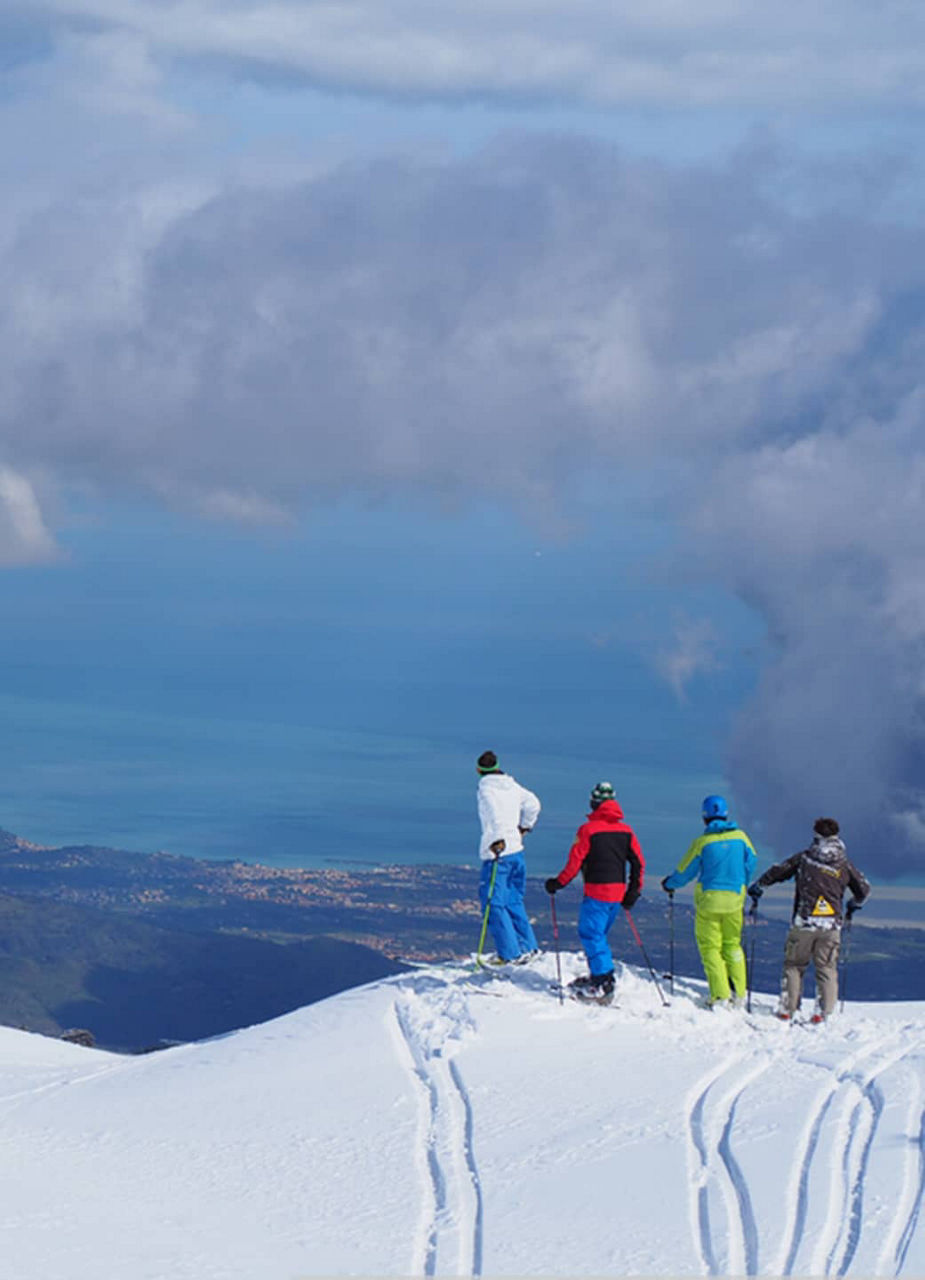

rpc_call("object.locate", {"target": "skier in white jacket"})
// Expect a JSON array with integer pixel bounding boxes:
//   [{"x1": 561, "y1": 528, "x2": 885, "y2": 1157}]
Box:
[{"x1": 476, "y1": 750, "x2": 541, "y2": 963}]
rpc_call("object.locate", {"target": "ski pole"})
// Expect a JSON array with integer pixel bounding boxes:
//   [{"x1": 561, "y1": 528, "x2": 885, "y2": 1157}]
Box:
[
  {"x1": 625, "y1": 910, "x2": 669, "y2": 1007},
  {"x1": 550, "y1": 894, "x2": 564, "y2": 1006},
  {"x1": 746, "y1": 898, "x2": 758, "y2": 1014},
  {"x1": 668, "y1": 890, "x2": 675, "y2": 997},
  {"x1": 475, "y1": 856, "x2": 500, "y2": 969},
  {"x1": 839, "y1": 917, "x2": 853, "y2": 1014}
]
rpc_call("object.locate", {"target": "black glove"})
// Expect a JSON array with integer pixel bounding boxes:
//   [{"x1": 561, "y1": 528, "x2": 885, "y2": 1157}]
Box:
[
  {"x1": 545, "y1": 877, "x2": 561, "y2": 895},
  {"x1": 622, "y1": 887, "x2": 640, "y2": 911},
  {"x1": 660, "y1": 876, "x2": 674, "y2": 895},
  {"x1": 747, "y1": 883, "x2": 763, "y2": 903},
  {"x1": 845, "y1": 898, "x2": 862, "y2": 919},
  {"x1": 490, "y1": 839, "x2": 506, "y2": 858}
]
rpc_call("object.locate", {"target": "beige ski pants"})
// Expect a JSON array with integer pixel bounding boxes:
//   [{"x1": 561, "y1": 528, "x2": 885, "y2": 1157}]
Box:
[{"x1": 781, "y1": 925, "x2": 841, "y2": 1016}]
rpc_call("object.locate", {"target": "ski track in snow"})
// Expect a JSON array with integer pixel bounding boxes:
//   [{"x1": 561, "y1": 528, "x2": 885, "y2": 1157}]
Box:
[
  {"x1": 0, "y1": 1060, "x2": 127, "y2": 1113},
  {"x1": 393, "y1": 966, "x2": 925, "y2": 1279},
  {"x1": 780, "y1": 1034, "x2": 884, "y2": 1276},
  {"x1": 877, "y1": 1049, "x2": 925, "y2": 1280},
  {"x1": 830, "y1": 1072, "x2": 885, "y2": 1276},
  {"x1": 791, "y1": 1033, "x2": 922, "y2": 1277},
  {"x1": 717, "y1": 1083, "x2": 761, "y2": 1276},
  {"x1": 687, "y1": 1051, "x2": 773, "y2": 1276},
  {"x1": 492, "y1": 963, "x2": 925, "y2": 1280},
  {"x1": 392, "y1": 984, "x2": 483, "y2": 1278},
  {"x1": 850, "y1": 1039, "x2": 925, "y2": 1280},
  {"x1": 749, "y1": 1025, "x2": 925, "y2": 1278},
  {"x1": 891, "y1": 1101, "x2": 925, "y2": 1277}
]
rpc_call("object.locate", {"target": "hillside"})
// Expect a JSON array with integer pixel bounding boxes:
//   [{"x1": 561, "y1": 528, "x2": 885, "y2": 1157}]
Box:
[
  {"x1": 3, "y1": 952, "x2": 924, "y2": 1278},
  {"x1": 0, "y1": 893, "x2": 404, "y2": 1050}
]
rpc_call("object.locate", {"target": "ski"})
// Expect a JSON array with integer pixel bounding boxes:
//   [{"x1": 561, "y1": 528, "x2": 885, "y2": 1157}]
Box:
[
  {"x1": 549, "y1": 982, "x2": 616, "y2": 1008},
  {"x1": 398, "y1": 955, "x2": 533, "y2": 973}
]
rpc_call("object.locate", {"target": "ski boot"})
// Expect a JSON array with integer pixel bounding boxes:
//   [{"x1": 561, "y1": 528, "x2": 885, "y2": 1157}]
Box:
[{"x1": 571, "y1": 971, "x2": 615, "y2": 1006}]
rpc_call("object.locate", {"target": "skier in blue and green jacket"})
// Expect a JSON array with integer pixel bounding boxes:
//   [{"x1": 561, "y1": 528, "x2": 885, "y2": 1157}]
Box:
[{"x1": 661, "y1": 795, "x2": 757, "y2": 1007}]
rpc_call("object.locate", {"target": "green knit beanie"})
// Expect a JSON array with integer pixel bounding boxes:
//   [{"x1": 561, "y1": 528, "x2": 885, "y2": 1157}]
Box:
[{"x1": 590, "y1": 781, "x2": 615, "y2": 806}]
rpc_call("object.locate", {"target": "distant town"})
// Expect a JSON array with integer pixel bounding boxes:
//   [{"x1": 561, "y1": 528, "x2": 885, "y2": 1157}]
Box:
[{"x1": 0, "y1": 828, "x2": 482, "y2": 962}]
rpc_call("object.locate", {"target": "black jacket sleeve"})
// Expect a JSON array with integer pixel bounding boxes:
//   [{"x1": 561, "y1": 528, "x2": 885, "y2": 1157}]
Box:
[
  {"x1": 846, "y1": 861, "x2": 870, "y2": 904},
  {"x1": 758, "y1": 851, "x2": 802, "y2": 888}
]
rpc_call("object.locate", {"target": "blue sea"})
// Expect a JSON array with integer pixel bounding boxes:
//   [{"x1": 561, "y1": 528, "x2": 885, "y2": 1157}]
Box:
[
  {"x1": 0, "y1": 500, "x2": 755, "y2": 876},
  {"x1": 0, "y1": 681, "x2": 722, "y2": 878}
]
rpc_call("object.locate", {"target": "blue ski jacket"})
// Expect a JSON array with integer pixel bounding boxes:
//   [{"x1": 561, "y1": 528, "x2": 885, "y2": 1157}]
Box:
[{"x1": 664, "y1": 819, "x2": 757, "y2": 895}]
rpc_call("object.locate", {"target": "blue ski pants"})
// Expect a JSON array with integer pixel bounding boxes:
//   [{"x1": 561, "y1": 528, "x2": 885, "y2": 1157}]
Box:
[
  {"x1": 479, "y1": 853, "x2": 538, "y2": 961},
  {"x1": 578, "y1": 896, "x2": 621, "y2": 976}
]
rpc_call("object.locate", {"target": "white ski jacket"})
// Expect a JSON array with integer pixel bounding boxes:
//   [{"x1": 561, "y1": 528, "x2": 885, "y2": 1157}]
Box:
[{"x1": 477, "y1": 773, "x2": 541, "y2": 861}]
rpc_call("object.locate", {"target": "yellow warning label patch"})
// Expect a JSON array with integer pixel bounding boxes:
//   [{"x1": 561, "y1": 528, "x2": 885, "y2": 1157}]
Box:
[{"x1": 811, "y1": 896, "x2": 836, "y2": 917}]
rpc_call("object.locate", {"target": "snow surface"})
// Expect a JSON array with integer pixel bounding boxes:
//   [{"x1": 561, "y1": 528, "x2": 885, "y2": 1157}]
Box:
[{"x1": 2, "y1": 951, "x2": 925, "y2": 1278}]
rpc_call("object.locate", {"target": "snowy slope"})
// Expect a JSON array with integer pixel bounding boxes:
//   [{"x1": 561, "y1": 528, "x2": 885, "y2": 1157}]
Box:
[{"x1": 2, "y1": 952, "x2": 924, "y2": 1278}]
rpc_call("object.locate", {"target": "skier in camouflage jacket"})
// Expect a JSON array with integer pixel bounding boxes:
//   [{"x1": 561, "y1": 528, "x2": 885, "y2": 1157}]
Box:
[{"x1": 748, "y1": 818, "x2": 870, "y2": 1022}]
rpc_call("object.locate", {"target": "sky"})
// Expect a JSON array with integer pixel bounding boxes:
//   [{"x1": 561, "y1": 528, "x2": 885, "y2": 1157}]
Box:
[{"x1": 2, "y1": 2, "x2": 925, "y2": 877}]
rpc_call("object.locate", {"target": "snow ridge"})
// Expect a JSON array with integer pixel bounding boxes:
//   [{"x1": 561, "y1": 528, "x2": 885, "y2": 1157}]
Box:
[{"x1": 3, "y1": 952, "x2": 925, "y2": 1278}]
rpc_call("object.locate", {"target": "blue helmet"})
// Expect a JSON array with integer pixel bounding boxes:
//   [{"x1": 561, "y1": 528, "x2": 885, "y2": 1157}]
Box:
[{"x1": 702, "y1": 794, "x2": 729, "y2": 821}]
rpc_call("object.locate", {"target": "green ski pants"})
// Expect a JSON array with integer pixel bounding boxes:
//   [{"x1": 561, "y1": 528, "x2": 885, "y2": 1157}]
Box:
[{"x1": 694, "y1": 890, "x2": 747, "y2": 1002}]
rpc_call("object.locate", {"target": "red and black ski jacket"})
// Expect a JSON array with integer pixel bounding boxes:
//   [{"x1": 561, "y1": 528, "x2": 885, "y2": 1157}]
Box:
[{"x1": 553, "y1": 800, "x2": 645, "y2": 903}]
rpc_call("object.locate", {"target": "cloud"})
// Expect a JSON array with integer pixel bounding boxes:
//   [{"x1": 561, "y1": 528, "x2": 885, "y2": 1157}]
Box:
[
  {"x1": 656, "y1": 618, "x2": 721, "y2": 702},
  {"x1": 12, "y1": 0, "x2": 925, "y2": 111},
  {"x1": 692, "y1": 418, "x2": 925, "y2": 867},
  {"x1": 1, "y1": 126, "x2": 925, "y2": 869},
  {"x1": 0, "y1": 468, "x2": 59, "y2": 564},
  {"x1": 193, "y1": 487, "x2": 293, "y2": 526},
  {"x1": 5, "y1": 136, "x2": 914, "y2": 512}
]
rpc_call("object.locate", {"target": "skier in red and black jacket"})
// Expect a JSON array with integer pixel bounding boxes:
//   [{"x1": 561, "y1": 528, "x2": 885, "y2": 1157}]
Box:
[{"x1": 545, "y1": 781, "x2": 645, "y2": 1003}]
